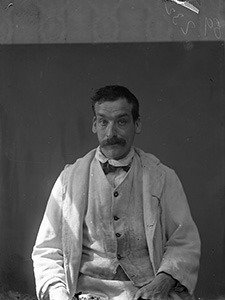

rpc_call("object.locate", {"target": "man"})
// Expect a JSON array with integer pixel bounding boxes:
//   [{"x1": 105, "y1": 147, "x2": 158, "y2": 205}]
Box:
[{"x1": 32, "y1": 85, "x2": 201, "y2": 300}]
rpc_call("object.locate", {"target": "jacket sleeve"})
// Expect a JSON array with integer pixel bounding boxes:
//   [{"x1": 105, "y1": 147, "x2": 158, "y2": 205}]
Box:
[
  {"x1": 156, "y1": 168, "x2": 201, "y2": 295},
  {"x1": 32, "y1": 171, "x2": 68, "y2": 300}
]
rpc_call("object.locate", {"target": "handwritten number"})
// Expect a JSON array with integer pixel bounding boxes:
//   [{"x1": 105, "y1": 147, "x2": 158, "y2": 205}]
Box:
[
  {"x1": 205, "y1": 17, "x2": 222, "y2": 39},
  {"x1": 205, "y1": 17, "x2": 208, "y2": 36},
  {"x1": 180, "y1": 21, "x2": 196, "y2": 35},
  {"x1": 173, "y1": 14, "x2": 184, "y2": 25},
  {"x1": 213, "y1": 18, "x2": 221, "y2": 39},
  {"x1": 164, "y1": 3, "x2": 195, "y2": 36},
  {"x1": 164, "y1": 3, "x2": 222, "y2": 39},
  {"x1": 205, "y1": 17, "x2": 211, "y2": 36},
  {"x1": 165, "y1": 3, "x2": 175, "y2": 16},
  {"x1": 207, "y1": 17, "x2": 213, "y2": 28}
]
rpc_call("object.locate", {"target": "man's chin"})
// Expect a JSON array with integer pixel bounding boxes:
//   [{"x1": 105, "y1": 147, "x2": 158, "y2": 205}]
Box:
[{"x1": 101, "y1": 145, "x2": 125, "y2": 160}]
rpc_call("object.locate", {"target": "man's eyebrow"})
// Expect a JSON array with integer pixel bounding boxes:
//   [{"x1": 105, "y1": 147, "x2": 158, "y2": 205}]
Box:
[
  {"x1": 117, "y1": 113, "x2": 129, "y2": 118},
  {"x1": 96, "y1": 113, "x2": 107, "y2": 118},
  {"x1": 96, "y1": 113, "x2": 129, "y2": 118}
]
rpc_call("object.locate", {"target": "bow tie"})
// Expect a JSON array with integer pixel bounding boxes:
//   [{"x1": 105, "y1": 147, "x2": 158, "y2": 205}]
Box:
[{"x1": 101, "y1": 161, "x2": 130, "y2": 175}]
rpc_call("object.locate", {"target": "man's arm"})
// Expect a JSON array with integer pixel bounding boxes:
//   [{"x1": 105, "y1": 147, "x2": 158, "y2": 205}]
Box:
[
  {"x1": 157, "y1": 168, "x2": 201, "y2": 294},
  {"x1": 135, "y1": 168, "x2": 200, "y2": 300},
  {"x1": 32, "y1": 172, "x2": 70, "y2": 300}
]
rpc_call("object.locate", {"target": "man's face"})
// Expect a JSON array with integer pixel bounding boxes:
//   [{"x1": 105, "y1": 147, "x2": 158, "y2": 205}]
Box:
[{"x1": 92, "y1": 98, "x2": 141, "y2": 160}]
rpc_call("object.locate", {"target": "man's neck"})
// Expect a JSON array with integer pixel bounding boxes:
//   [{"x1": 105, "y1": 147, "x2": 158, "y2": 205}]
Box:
[
  {"x1": 96, "y1": 146, "x2": 135, "y2": 167},
  {"x1": 99, "y1": 147, "x2": 132, "y2": 161}
]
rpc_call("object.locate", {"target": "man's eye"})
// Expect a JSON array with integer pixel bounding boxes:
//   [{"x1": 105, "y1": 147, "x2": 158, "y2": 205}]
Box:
[
  {"x1": 99, "y1": 119, "x2": 108, "y2": 126},
  {"x1": 118, "y1": 119, "x2": 127, "y2": 125}
]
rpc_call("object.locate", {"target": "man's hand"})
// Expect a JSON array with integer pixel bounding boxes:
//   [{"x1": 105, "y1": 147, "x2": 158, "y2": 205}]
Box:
[
  {"x1": 49, "y1": 286, "x2": 70, "y2": 300},
  {"x1": 134, "y1": 272, "x2": 177, "y2": 300}
]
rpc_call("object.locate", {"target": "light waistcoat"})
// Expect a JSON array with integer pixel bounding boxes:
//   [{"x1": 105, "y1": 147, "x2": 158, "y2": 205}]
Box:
[{"x1": 79, "y1": 153, "x2": 154, "y2": 287}]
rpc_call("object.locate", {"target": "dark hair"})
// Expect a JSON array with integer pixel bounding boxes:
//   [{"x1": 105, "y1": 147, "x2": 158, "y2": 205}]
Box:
[{"x1": 91, "y1": 85, "x2": 140, "y2": 121}]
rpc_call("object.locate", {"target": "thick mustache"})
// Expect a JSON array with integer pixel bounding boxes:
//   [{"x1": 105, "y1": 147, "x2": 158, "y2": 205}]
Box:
[{"x1": 101, "y1": 136, "x2": 126, "y2": 147}]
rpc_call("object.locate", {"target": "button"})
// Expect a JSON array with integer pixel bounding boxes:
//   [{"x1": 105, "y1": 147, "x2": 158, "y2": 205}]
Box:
[
  {"x1": 113, "y1": 216, "x2": 119, "y2": 221},
  {"x1": 114, "y1": 191, "x2": 119, "y2": 197},
  {"x1": 116, "y1": 233, "x2": 121, "y2": 237},
  {"x1": 117, "y1": 254, "x2": 122, "y2": 260}
]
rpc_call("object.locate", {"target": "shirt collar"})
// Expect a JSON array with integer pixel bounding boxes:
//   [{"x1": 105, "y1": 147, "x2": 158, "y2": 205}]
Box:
[{"x1": 95, "y1": 146, "x2": 135, "y2": 167}]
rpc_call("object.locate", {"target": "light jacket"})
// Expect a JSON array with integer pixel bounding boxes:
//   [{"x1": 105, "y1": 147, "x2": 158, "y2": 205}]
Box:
[{"x1": 32, "y1": 148, "x2": 201, "y2": 300}]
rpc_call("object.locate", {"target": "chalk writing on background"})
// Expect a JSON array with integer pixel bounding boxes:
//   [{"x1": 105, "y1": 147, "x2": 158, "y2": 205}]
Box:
[
  {"x1": 205, "y1": 17, "x2": 222, "y2": 39},
  {"x1": 180, "y1": 20, "x2": 196, "y2": 35},
  {"x1": 165, "y1": 4, "x2": 176, "y2": 16},
  {"x1": 165, "y1": 2, "x2": 222, "y2": 39},
  {"x1": 172, "y1": 13, "x2": 184, "y2": 25}
]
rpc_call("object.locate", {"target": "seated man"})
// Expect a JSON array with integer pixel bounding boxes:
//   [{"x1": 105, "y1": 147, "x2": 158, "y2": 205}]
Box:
[{"x1": 32, "y1": 85, "x2": 201, "y2": 300}]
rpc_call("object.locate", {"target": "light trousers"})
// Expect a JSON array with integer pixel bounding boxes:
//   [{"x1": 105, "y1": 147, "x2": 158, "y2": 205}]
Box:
[{"x1": 76, "y1": 274, "x2": 139, "y2": 300}]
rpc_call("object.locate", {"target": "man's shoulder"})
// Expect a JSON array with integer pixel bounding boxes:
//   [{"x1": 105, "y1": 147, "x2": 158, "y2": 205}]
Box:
[
  {"x1": 62, "y1": 148, "x2": 96, "y2": 174},
  {"x1": 135, "y1": 147, "x2": 173, "y2": 174},
  {"x1": 135, "y1": 148, "x2": 179, "y2": 195}
]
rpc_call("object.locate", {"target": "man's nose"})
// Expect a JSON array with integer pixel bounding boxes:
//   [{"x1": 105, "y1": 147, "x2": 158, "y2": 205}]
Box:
[{"x1": 106, "y1": 122, "x2": 116, "y2": 138}]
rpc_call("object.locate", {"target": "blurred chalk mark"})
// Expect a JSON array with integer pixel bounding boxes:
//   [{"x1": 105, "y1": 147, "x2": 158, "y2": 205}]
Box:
[{"x1": 6, "y1": 2, "x2": 13, "y2": 9}]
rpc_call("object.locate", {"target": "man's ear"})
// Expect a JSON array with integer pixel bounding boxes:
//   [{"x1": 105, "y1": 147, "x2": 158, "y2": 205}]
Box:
[
  {"x1": 92, "y1": 116, "x2": 97, "y2": 133},
  {"x1": 135, "y1": 117, "x2": 142, "y2": 134}
]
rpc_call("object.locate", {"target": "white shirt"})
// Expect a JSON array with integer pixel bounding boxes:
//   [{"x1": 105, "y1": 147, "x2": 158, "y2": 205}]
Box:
[{"x1": 95, "y1": 146, "x2": 135, "y2": 187}]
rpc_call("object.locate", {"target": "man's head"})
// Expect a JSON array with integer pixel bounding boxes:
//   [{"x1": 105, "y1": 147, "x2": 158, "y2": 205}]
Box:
[{"x1": 91, "y1": 85, "x2": 141, "y2": 160}]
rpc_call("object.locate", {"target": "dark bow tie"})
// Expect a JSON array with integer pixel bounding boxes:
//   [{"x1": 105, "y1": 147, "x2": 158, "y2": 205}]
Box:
[{"x1": 101, "y1": 161, "x2": 130, "y2": 175}]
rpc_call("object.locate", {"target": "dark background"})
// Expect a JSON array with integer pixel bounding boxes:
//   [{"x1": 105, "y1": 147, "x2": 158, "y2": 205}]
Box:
[{"x1": 0, "y1": 42, "x2": 224, "y2": 299}]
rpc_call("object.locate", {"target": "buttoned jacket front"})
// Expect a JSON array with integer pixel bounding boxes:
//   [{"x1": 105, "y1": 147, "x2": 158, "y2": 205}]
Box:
[{"x1": 32, "y1": 148, "x2": 201, "y2": 300}]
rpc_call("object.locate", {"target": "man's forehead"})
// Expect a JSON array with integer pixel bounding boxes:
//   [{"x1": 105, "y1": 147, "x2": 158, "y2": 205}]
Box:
[{"x1": 95, "y1": 98, "x2": 132, "y2": 116}]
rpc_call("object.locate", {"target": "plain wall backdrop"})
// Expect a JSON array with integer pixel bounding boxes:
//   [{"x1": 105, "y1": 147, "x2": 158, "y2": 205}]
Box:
[
  {"x1": 0, "y1": 42, "x2": 224, "y2": 299},
  {"x1": 0, "y1": 0, "x2": 224, "y2": 43}
]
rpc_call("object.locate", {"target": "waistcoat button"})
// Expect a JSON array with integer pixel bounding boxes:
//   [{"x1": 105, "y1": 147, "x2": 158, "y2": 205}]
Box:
[
  {"x1": 116, "y1": 233, "x2": 121, "y2": 237},
  {"x1": 114, "y1": 191, "x2": 119, "y2": 197},
  {"x1": 114, "y1": 216, "x2": 119, "y2": 221}
]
